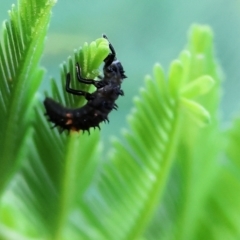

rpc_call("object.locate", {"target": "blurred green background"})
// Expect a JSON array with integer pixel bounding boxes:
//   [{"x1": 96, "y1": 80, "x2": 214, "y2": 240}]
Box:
[{"x1": 1, "y1": 0, "x2": 240, "y2": 149}]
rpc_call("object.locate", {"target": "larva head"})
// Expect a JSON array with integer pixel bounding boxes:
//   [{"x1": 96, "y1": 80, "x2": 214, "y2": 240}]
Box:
[
  {"x1": 103, "y1": 59, "x2": 127, "y2": 84},
  {"x1": 102, "y1": 34, "x2": 127, "y2": 83}
]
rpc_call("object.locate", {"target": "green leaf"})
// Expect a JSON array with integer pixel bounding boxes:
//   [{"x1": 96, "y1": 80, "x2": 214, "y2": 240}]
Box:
[
  {"x1": 0, "y1": 36, "x2": 109, "y2": 239},
  {"x1": 168, "y1": 60, "x2": 183, "y2": 97},
  {"x1": 180, "y1": 97, "x2": 211, "y2": 126},
  {"x1": 47, "y1": 37, "x2": 109, "y2": 108},
  {"x1": 0, "y1": 0, "x2": 56, "y2": 194},
  {"x1": 195, "y1": 116, "x2": 240, "y2": 240},
  {"x1": 226, "y1": 117, "x2": 240, "y2": 166},
  {"x1": 73, "y1": 62, "x2": 185, "y2": 240},
  {"x1": 180, "y1": 75, "x2": 215, "y2": 99},
  {"x1": 150, "y1": 24, "x2": 222, "y2": 240}
]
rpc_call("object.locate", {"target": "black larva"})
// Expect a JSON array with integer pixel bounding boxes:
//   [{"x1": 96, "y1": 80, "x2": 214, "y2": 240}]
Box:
[{"x1": 44, "y1": 35, "x2": 127, "y2": 133}]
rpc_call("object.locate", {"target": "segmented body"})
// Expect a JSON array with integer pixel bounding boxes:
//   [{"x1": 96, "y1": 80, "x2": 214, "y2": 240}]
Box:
[{"x1": 44, "y1": 35, "x2": 126, "y2": 133}]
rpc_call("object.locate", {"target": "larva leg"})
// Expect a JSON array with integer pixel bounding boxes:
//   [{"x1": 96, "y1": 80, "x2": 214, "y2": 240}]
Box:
[
  {"x1": 103, "y1": 34, "x2": 116, "y2": 68},
  {"x1": 65, "y1": 73, "x2": 92, "y2": 99},
  {"x1": 75, "y1": 63, "x2": 106, "y2": 89}
]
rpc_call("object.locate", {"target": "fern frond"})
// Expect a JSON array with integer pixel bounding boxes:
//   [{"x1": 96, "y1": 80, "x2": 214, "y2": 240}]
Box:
[
  {"x1": 197, "y1": 116, "x2": 240, "y2": 240},
  {"x1": 46, "y1": 37, "x2": 109, "y2": 108},
  {"x1": 0, "y1": 37, "x2": 109, "y2": 239},
  {"x1": 144, "y1": 25, "x2": 223, "y2": 240},
  {"x1": 0, "y1": 0, "x2": 56, "y2": 193},
  {"x1": 226, "y1": 117, "x2": 240, "y2": 165},
  {"x1": 185, "y1": 115, "x2": 240, "y2": 240},
  {"x1": 66, "y1": 26, "x2": 216, "y2": 240}
]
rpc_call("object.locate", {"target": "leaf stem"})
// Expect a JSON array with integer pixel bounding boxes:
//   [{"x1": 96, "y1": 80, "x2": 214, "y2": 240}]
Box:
[{"x1": 53, "y1": 132, "x2": 80, "y2": 240}]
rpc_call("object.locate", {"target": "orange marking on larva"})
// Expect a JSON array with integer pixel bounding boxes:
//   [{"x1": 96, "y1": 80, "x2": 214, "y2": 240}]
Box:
[
  {"x1": 66, "y1": 113, "x2": 73, "y2": 118},
  {"x1": 65, "y1": 119, "x2": 73, "y2": 125}
]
